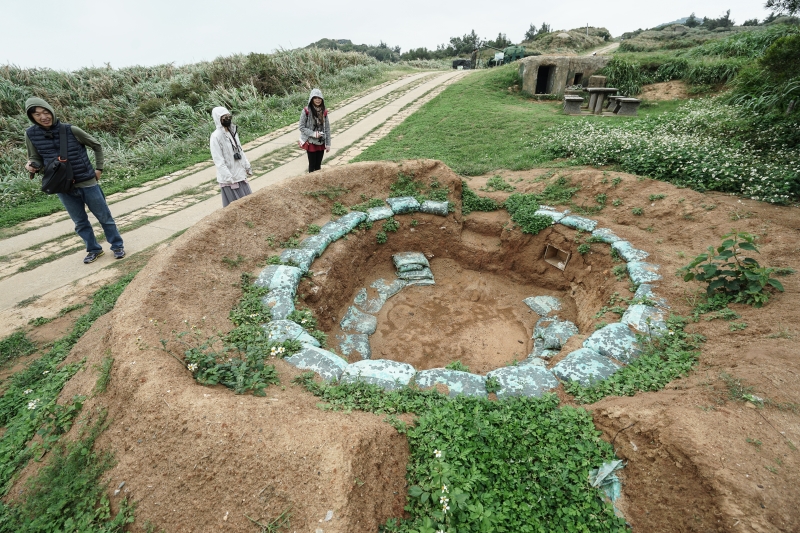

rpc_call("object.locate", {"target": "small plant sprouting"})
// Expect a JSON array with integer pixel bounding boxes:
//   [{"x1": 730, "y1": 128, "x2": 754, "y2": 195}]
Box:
[
  {"x1": 578, "y1": 243, "x2": 591, "y2": 255},
  {"x1": 612, "y1": 265, "x2": 627, "y2": 281},
  {"x1": 306, "y1": 224, "x2": 321, "y2": 234},
  {"x1": 485, "y1": 376, "x2": 501, "y2": 394},
  {"x1": 331, "y1": 202, "x2": 348, "y2": 216},
  {"x1": 648, "y1": 194, "x2": 666, "y2": 201},
  {"x1": 612, "y1": 198, "x2": 623, "y2": 207},
  {"x1": 746, "y1": 437, "x2": 763, "y2": 450},
  {"x1": 631, "y1": 207, "x2": 644, "y2": 216},
  {"x1": 410, "y1": 219, "x2": 419, "y2": 227},
  {"x1": 611, "y1": 177, "x2": 622, "y2": 187},
  {"x1": 382, "y1": 218, "x2": 400, "y2": 233},
  {"x1": 729, "y1": 322, "x2": 748, "y2": 331},
  {"x1": 595, "y1": 193, "x2": 607, "y2": 206},
  {"x1": 480, "y1": 175, "x2": 515, "y2": 192},
  {"x1": 376, "y1": 231, "x2": 388, "y2": 244},
  {"x1": 445, "y1": 361, "x2": 470, "y2": 372},
  {"x1": 221, "y1": 254, "x2": 246, "y2": 269}
]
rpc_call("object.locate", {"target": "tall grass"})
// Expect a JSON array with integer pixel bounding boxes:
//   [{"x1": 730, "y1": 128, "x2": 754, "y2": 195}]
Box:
[
  {"x1": 685, "y1": 24, "x2": 800, "y2": 58},
  {"x1": 0, "y1": 49, "x2": 415, "y2": 223}
]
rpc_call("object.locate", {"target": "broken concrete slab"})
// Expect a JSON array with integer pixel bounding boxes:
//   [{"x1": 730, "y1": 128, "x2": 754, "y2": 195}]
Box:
[
  {"x1": 627, "y1": 262, "x2": 662, "y2": 285},
  {"x1": 336, "y1": 333, "x2": 372, "y2": 360},
  {"x1": 621, "y1": 304, "x2": 667, "y2": 335},
  {"x1": 279, "y1": 248, "x2": 316, "y2": 274},
  {"x1": 552, "y1": 348, "x2": 622, "y2": 387},
  {"x1": 284, "y1": 345, "x2": 348, "y2": 382},
  {"x1": 523, "y1": 295, "x2": 562, "y2": 316},
  {"x1": 340, "y1": 359, "x2": 417, "y2": 391},
  {"x1": 413, "y1": 369, "x2": 487, "y2": 397},
  {"x1": 366, "y1": 205, "x2": 394, "y2": 222},
  {"x1": 591, "y1": 228, "x2": 623, "y2": 244},
  {"x1": 582, "y1": 323, "x2": 641, "y2": 364},
  {"x1": 559, "y1": 215, "x2": 597, "y2": 232},
  {"x1": 340, "y1": 306, "x2": 378, "y2": 335},
  {"x1": 264, "y1": 319, "x2": 321, "y2": 348},
  {"x1": 486, "y1": 364, "x2": 559, "y2": 398},
  {"x1": 255, "y1": 265, "x2": 302, "y2": 293},
  {"x1": 420, "y1": 200, "x2": 449, "y2": 216},
  {"x1": 386, "y1": 196, "x2": 421, "y2": 214},
  {"x1": 612, "y1": 241, "x2": 649, "y2": 262}
]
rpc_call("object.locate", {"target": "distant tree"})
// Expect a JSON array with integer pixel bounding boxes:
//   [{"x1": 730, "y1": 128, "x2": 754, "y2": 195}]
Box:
[
  {"x1": 702, "y1": 10, "x2": 735, "y2": 30},
  {"x1": 742, "y1": 18, "x2": 760, "y2": 26},
  {"x1": 400, "y1": 47, "x2": 434, "y2": 60},
  {"x1": 437, "y1": 30, "x2": 483, "y2": 57},
  {"x1": 685, "y1": 12, "x2": 700, "y2": 27},
  {"x1": 524, "y1": 23, "x2": 537, "y2": 41},
  {"x1": 487, "y1": 32, "x2": 513, "y2": 48},
  {"x1": 765, "y1": 0, "x2": 799, "y2": 15},
  {"x1": 539, "y1": 22, "x2": 551, "y2": 35}
]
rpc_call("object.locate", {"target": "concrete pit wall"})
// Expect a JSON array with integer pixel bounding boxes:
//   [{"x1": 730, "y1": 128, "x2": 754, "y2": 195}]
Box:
[{"x1": 519, "y1": 56, "x2": 610, "y2": 97}]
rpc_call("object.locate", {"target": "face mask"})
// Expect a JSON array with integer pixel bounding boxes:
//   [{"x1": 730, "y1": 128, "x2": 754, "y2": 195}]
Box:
[{"x1": 221, "y1": 118, "x2": 232, "y2": 127}]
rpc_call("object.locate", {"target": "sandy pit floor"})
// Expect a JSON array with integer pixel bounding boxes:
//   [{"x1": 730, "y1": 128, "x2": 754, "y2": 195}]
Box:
[{"x1": 7, "y1": 159, "x2": 799, "y2": 533}]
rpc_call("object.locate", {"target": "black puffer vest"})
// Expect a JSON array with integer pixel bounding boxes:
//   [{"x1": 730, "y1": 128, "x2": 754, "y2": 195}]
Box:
[{"x1": 26, "y1": 122, "x2": 96, "y2": 183}]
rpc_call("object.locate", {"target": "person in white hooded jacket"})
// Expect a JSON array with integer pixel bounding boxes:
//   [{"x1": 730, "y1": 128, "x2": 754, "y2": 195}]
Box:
[
  {"x1": 298, "y1": 88, "x2": 331, "y2": 172},
  {"x1": 210, "y1": 106, "x2": 253, "y2": 207}
]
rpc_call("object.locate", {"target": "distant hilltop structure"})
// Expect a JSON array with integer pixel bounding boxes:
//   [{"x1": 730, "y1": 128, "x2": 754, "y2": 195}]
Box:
[{"x1": 519, "y1": 55, "x2": 610, "y2": 97}]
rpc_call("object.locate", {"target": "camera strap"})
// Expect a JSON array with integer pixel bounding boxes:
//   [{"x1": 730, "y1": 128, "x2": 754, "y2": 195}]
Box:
[{"x1": 225, "y1": 126, "x2": 241, "y2": 155}]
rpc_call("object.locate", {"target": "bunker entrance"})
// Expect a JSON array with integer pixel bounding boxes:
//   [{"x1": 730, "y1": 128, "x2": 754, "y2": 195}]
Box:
[{"x1": 535, "y1": 65, "x2": 554, "y2": 94}]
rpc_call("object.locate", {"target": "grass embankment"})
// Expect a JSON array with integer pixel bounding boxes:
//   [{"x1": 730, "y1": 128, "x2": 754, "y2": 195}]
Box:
[
  {"x1": 0, "y1": 49, "x2": 437, "y2": 228},
  {"x1": 0, "y1": 273, "x2": 136, "y2": 531}
]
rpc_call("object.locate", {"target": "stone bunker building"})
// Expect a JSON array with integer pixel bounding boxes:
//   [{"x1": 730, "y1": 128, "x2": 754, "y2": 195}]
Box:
[{"x1": 519, "y1": 56, "x2": 610, "y2": 97}]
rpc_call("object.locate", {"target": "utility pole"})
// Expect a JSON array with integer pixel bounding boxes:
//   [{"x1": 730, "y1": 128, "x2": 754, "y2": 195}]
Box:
[{"x1": 586, "y1": 23, "x2": 589, "y2": 36}]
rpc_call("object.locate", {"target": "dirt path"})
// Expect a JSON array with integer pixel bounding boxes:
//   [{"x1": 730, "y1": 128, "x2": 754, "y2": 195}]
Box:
[
  {"x1": 587, "y1": 41, "x2": 620, "y2": 56},
  {"x1": 0, "y1": 69, "x2": 468, "y2": 335}
]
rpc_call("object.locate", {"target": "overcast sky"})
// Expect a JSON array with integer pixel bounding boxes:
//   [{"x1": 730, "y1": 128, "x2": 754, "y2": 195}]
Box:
[{"x1": 1, "y1": 0, "x2": 775, "y2": 71}]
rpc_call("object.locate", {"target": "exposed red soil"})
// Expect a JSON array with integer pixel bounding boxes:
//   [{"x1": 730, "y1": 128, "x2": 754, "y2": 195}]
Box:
[{"x1": 7, "y1": 160, "x2": 799, "y2": 533}]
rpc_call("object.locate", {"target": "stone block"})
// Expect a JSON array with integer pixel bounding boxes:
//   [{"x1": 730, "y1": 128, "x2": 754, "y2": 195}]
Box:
[
  {"x1": 284, "y1": 346, "x2": 348, "y2": 382},
  {"x1": 336, "y1": 333, "x2": 372, "y2": 360},
  {"x1": 591, "y1": 227, "x2": 623, "y2": 244},
  {"x1": 559, "y1": 215, "x2": 597, "y2": 232},
  {"x1": 486, "y1": 364, "x2": 559, "y2": 398},
  {"x1": 612, "y1": 241, "x2": 649, "y2": 262},
  {"x1": 621, "y1": 304, "x2": 667, "y2": 335},
  {"x1": 420, "y1": 200, "x2": 449, "y2": 216},
  {"x1": 552, "y1": 348, "x2": 622, "y2": 386},
  {"x1": 366, "y1": 206, "x2": 394, "y2": 222},
  {"x1": 563, "y1": 96, "x2": 583, "y2": 115},
  {"x1": 340, "y1": 306, "x2": 378, "y2": 335},
  {"x1": 340, "y1": 359, "x2": 417, "y2": 390},
  {"x1": 523, "y1": 295, "x2": 562, "y2": 316},
  {"x1": 617, "y1": 98, "x2": 641, "y2": 116},
  {"x1": 414, "y1": 369, "x2": 487, "y2": 397},
  {"x1": 279, "y1": 248, "x2": 316, "y2": 273},
  {"x1": 386, "y1": 196, "x2": 421, "y2": 214},
  {"x1": 255, "y1": 265, "x2": 302, "y2": 293},
  {"x1": 582, "y1": 323, "x2": 641, "y2": 364},
  {"x1": 627, "y1": 262, "x2": 662, "y2": 284},
  {"x1": 263, "y1": 319, "x2": 320, "y2": 347}
]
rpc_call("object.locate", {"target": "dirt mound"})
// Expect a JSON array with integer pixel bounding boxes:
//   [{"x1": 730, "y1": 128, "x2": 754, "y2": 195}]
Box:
[
  {"x1": 640, "y1": 80, "x2": 690, "y2": 101},
  {"x1": 13, "y1": 161, "x2": 800, "y2": 532}
]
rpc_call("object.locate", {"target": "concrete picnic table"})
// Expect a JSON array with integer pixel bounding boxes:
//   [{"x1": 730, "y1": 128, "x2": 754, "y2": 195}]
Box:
[{"x1": 586, "y1": 87, "x2": 619, "y2": 114}]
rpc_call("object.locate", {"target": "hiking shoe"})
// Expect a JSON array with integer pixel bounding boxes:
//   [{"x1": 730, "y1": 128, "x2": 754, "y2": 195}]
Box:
[
  {"x1": 113, "y1": 248, "x2": 126, "y2": 260},
  {"x1": 83, "y1": 250, "x2": 104, "y2": 264}
]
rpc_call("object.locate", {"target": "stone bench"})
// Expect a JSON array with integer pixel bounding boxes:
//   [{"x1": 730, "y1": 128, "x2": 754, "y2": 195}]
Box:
[
  {"x1": 606, "y1": 95, "x2": 625, "y2": 113},
  {"x1": 563, "y1": 96, "x2": 584, "y2": 115},
  {"x1": 617, "y1": 98, "x2": 641, "y2": 116}
]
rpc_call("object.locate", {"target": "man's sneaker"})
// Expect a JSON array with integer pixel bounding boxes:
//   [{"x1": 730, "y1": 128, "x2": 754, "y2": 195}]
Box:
[
  {"x1": 113, "y1": 248, "x2": 126, "y2": 260},
  {"x1": 83, "y1": 250, "x2": 104, "y2": 264}
]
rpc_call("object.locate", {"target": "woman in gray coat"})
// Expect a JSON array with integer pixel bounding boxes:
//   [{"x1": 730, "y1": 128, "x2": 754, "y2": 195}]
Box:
[{"x1": 298, "y1": 88, "x2": 331, "y2": 172}]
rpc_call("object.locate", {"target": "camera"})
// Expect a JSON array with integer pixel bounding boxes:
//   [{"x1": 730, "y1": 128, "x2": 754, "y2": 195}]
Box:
[{"x1": 233, "y1": 152, "x2": 242, "y2": 160}]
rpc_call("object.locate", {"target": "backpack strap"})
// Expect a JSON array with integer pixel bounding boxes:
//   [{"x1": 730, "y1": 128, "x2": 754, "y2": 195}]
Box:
[
  {"x1": 58, "y1": 123, "x2": 68, "y2": 162},
  {"x1": 304, "y1": 107, "x2": 309, "y2": 115}
]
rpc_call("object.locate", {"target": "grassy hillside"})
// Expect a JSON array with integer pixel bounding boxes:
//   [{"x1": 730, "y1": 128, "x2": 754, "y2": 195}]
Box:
[{"x1": 0, "y1": 49, "x2": 418, "y2": 227}]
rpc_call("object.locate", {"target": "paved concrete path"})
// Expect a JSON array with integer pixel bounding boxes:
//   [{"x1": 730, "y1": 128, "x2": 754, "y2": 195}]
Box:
[{"x1": 0, "y1": 69, "x2": 467, "y2": 316}]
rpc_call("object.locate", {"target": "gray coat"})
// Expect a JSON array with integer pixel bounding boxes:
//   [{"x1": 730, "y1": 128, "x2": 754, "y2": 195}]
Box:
[{"x1": 298, "y1": 88, "x2": 331, "y2": 149}]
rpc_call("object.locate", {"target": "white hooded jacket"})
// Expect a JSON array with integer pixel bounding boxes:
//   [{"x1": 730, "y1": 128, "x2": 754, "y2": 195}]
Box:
[{"x1": 210, "y1": 106, "x2": 251, "y2": 185}]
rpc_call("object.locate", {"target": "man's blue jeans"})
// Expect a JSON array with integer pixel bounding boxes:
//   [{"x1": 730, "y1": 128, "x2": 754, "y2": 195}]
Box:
[{"x1": 57, "y1": 185, "x2": 123, "y2": 253}]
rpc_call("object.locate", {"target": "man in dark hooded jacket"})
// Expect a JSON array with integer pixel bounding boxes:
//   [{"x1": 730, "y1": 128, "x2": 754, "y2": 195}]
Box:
[{"x1": 24, "y1": 97, "x2": 124, "y2": 263}]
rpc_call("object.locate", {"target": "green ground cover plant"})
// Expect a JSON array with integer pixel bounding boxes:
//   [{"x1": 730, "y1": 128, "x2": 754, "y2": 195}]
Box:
[
  {"x1": 0, "y1": 50, "x2": 432, "y2": 228},
  {"x1": 0, "y1": 273, "x2": 136, "y2": 529},
  {"x1": 0, "y1": 332, "x2": 37, "y2": 366},
  {"x1": 295, "y1": 375, "x2": 625, "y2": 533}
]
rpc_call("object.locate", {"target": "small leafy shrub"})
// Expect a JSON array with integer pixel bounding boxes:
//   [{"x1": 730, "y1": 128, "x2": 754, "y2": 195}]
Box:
[
  {"x1": 504, "y1": 193, "x2": 552, "y2": 235},
  {"x1": 612, "y1": 265, "x2": 627, "y2": 281},
  {"x1": 287, "y1": 308, "x2": 318, "y2": 331},
  {"x1": 376, "y1": 231, "x2": 388, "y2": 244},
  {"x1": 648, "y1": 194, "x2": 666, "y2": 201},
  {"x1": 480, "y1": 175, "x2": 515, "y2": 192},
  {"x1": 578, "y1": 243, "x2": 591, "y2": 255},
  {"x1": 265, "y1": 255, "x2": 282, "y2": 265},
  {"x1": 461, "y1": 182, "x2": 499, "y2": 215},
  {"x1": 350, "y1": 197, "x2": 385, "y2": 212},
  {"x1": 0, "y1": 332, "x2": 37, "y2": 365},
  {"x1": 537, "y1": 176, "x2": 580, "y2": 205},
  {"x1": 331, "y1": 202, "x2": 348, "y2": 216},
  {"x1": 306, "y1": 224, "x2": 321, "y2": 234},
  {"x1": 382, "y1": 217, "x2": 400, "y2": 233},
  {"x1": 484, "y1": 376, "x2": 501, "y2": 394},
  {"x1": 444, "y1": 361, "x2": 470, "y2": 372},
  {"x1": 612, "y1": 198, "x2": 623, "y2": 206},
  {"x1": 678, "y1": 230, "x2": 785, "y2": 307},
  {"x1": 631, "y1": 207, "x2": 644, "y2": 216},
  {"x1": 595, "y1": 193, "x2": 607, "y2": 206}
]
